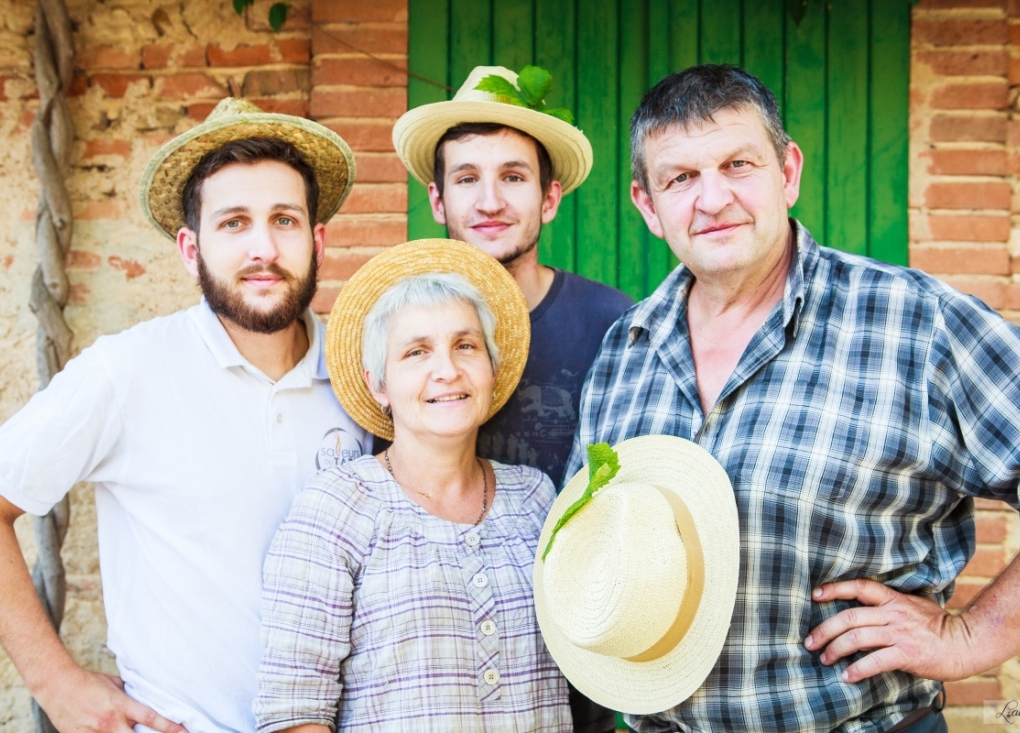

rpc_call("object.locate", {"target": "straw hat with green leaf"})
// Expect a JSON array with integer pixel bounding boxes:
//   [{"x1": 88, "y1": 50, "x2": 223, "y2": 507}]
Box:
[
  {"x1": 535, "y1": 436, "x2": 740, "y2": 715},
  {"x1": 393, "y1": 65, "x2": 594, "y2": 195}
]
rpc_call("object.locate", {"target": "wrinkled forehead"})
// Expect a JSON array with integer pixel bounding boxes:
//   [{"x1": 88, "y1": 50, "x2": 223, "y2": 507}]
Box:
[{"x1": 642, "y1": 102, "x2": 767, "y2": 145}]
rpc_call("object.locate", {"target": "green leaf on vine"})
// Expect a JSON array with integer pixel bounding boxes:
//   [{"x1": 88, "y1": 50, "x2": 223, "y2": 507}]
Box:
[{"x1": 268, "y1": 2, "x2": 289, "y2": 31}]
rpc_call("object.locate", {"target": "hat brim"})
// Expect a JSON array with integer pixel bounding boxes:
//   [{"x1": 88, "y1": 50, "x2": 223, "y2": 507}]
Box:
[
  {"x1": 393, "y1": 100, "x2": 594, "y2": 195},
  {"x1": 534, "y1": 435, "x2": 740, "y2": 715},
  {"x1": 325, "y1": 239, "x2": 530, "y2": 441},
  {"x1": 141, "y1": 112, "x2": 356, "y2": 241}
]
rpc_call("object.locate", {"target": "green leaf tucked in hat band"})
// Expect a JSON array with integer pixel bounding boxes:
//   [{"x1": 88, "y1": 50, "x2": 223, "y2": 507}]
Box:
[
  {"x1": 476, "y1": 64, "x2": 576, "y2": 126},
  {"x1": 541, "y1": 443, "x2": 620, "y2": 561}
]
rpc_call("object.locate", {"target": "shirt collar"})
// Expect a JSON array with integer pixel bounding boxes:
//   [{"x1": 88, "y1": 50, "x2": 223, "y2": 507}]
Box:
[
  {"x1": 189, "y1": 298, "x2": 328, "y2": 382},
  {"x1": 308, "y1": 311, "x2": 329, "y2": 381},
  {"x1": 784, "y1": 219, "x2": 817, "y2": 339},
  {"x1": 625, "y1": 219, "x2": 817, "y2": 346}
]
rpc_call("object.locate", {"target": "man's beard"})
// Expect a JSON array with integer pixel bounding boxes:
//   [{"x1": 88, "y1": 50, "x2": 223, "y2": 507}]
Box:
[
  {"x1": 447, "y1": 221, "x2": 542, "y2": 268},
  {"x1": 198, "y1": 250, "x2": 318, "y2": 334},
  {"x1": 495, "y1": 235, "x2": 538, "y2": 266}
]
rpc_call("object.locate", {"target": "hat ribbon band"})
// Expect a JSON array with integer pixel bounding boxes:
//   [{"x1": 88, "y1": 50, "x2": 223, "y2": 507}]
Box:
[{"x1": 623, "y1": 486, "x2": 705, "y2": 663}]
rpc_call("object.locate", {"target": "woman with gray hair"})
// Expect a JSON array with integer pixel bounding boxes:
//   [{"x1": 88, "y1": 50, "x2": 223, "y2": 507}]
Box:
[{"x1": 254, "y1": 239, "x2": 571, "y2": 732}]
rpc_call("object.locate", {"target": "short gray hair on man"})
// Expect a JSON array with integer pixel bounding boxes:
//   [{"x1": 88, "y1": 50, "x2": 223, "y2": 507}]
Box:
[
  {"x1": 630, "y1": 64, "x2": 791, "y2": 194},
  {"x1": 362, "y1": 272, "x2": 500, "y2": 393}
]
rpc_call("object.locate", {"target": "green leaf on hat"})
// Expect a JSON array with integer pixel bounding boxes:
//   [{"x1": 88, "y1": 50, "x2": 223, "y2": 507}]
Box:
[
  {"x1": 232, "y1": 0, "x2": 254, "y2": 15},
  {"x1": 475, "y1": 75, "x2": 527, "y2": 107},
  {"x1": 544, "y1": 107, "x2": 575, "y2": 125},
  {"x1": 542, "y1": 443, "x2": 620, "y2": 561},
  {"x1": 516, "y1": 65, "x2": 553, "y2": 107},
  {"x1": 475, "y1": 65, "x2": 579, "y2": 127}
]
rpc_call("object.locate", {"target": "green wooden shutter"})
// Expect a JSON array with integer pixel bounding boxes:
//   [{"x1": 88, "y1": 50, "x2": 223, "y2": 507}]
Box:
[{"x1": 408, "y1": 0, "x2": 911, "y2": 300}]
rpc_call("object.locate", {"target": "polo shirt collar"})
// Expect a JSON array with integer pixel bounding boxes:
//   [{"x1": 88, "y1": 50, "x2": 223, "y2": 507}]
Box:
[
  {"x1": 189, "y1": 299, "x2": 328, "y2": 383},
  {"x1": 308, "y1": 311, "x2": 329, "y2": 381}
]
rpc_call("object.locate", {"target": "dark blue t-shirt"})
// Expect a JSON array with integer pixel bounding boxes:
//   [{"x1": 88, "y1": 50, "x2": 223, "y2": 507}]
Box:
[{"x1": 477, "y1": 269, "x2": 632, "y2": 488}]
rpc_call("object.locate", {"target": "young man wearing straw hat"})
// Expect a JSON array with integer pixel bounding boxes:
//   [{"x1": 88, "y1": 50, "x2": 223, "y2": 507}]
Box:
[
  {"x1": 392, "y1": 65, "x2": 633, "y2": 490},
  {"x1": 566, "y1": 64, "x2": 1020, "y2": 732},
  {"x1": 393, "y1": 66, "x2": 633, "y2": 733},
  {"x1": 0, "y1": 99, "x2": 369, "y2": 733}
]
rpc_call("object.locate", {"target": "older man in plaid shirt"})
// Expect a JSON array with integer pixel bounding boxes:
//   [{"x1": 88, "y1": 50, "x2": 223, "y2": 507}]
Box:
[{"x1": 566, "y1": 64, "x2": 1020, "y2": 733}]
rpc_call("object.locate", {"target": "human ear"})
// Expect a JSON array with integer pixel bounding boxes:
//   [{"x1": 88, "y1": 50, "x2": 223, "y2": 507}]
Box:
[
  {"x1": 428, "y1": 181, "x2": 447, "y2": 226},
  {"x1": 364, "y1": 368, "x2": 389, "y2": 408},
  {"x1": 782, "y1": 142, "x2": 804, "y2": 210},
  {"x1": 630, "y1": 181, "x2": 666, "y2": 240},
  {"x1": 177, "y1": 227, "x2": 200, "y2": 279},
  {"x1": 541, "y1": 180, "x2": 563, "y2": 224}
]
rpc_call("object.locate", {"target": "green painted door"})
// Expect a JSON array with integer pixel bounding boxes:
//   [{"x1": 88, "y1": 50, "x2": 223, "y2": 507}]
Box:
[{"x1": 408, "y1": 0, "x2": 911, "y2": 301}]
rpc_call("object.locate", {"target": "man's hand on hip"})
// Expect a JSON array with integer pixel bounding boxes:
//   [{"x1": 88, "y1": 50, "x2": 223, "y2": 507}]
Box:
[
  {"x1": 803, "y1": 578, "x2": 980, "y2": 683},
  {"x1": 35, "y1": 668, "x2": 188, "y2": 733}
]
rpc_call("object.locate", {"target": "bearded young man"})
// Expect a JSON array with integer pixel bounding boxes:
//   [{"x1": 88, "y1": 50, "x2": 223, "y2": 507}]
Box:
[
  {"x1": 0, "y1": 99, "x2": 370, "y2": 733},
  {"x1": 392, "y1": 65, "x2": 634, "y2": 733}
]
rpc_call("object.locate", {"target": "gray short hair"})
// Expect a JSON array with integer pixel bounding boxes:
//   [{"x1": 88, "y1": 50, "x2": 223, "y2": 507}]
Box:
[
  {"x1": 630, "y1": 64, "x2": 791, "y2": 193},
  {"x1": 362, "y1": 272, "x2": 500, "y2": 393}
]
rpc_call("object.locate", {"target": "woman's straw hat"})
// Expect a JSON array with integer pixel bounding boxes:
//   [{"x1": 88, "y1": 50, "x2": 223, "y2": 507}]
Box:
[
  {"x1": 393, "y1": 66, "x2": 593, "y2": 195},
  {"x1": 140, "y1": 97, "x2": 356, "y2": 240},
  {"x1": 325, "y1": 239, "x2": 530, "y2": 441},
  {"x1": 534, "y1": 435, "x2": 740, "y2": 715}
]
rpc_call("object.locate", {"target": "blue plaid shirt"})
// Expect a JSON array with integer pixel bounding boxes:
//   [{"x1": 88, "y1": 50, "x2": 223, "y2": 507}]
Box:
[{"x1": 565, "y1": 222, "x2": 1020, "y2": 733}]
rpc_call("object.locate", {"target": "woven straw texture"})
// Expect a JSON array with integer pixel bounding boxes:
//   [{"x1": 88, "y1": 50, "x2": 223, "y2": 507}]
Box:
[
  {"x1": 140, "y1": 97, "x2": 356, "y2": 241},
  {"x1": 534, "y1": 435, "x2": 740, "y2": 715},
  {"x1": 393, "y1": 66, "x2": 593, "y2": 195},
  {"x1": 325, "y1": 238, "x2": 530, "y2": 441},
  {"x1": 542, "y1": 482, "x2": 689, "y2": 658}
]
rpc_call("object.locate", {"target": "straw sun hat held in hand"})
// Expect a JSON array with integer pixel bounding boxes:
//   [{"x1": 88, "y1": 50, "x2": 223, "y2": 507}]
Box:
[{"x1": 535, "y1": 435, "x2": 740, "y2": 715}]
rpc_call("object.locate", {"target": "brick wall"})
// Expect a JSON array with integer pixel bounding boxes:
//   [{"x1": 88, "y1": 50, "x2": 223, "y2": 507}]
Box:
[
  {"x1": 307, "y1": 0, "x2": 408, "y2": 314},
  {"x1": 911, "y1": 0, "x2": 1020, "y2": 727}
]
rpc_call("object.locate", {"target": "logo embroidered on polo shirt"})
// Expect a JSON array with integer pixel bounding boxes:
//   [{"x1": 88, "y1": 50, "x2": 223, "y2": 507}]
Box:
[{"x1": 316, "y1": 428, "x2": 364, "y2": 470}]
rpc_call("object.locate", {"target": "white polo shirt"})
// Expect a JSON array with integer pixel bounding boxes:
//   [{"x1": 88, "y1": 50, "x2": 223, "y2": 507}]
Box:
[{"x1": 0, "y1": 300, "x2": 370, "y2": 733}]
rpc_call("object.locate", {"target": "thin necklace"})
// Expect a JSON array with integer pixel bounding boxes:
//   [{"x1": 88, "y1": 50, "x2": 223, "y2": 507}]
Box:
[{"x1": 384, "y1": 447, "x2": 488, "y2": 526}]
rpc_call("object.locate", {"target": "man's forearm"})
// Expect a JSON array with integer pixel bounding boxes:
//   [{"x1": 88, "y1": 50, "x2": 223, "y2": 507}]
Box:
[
  {"x1": 0, "y1": 497, "x2": 82, "y2": 701},
  {"x1": 957, "y1": 545, "x2": 1020, "y2": 675}
]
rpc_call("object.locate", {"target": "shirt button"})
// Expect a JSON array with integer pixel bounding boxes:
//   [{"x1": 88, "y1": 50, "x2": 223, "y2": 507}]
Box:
[
  {"x1": 276, "y1": 413, "x2": 283, "y2": 424},
  {"x1": 464, "y1": 531, "x2": 480, "y2": 547},
  {"x1": 472, "y1": 573, "x2": 488, "y2": 588},
  {"x1": 480, "y1": 619, "x2": 496, "y2": 636},
  {"x1": 483, "y1": 668, "x2": 500, "y2": 685}
]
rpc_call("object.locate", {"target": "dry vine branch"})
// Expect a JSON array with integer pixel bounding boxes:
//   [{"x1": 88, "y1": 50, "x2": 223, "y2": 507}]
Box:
[{"x1": 28, "y1": 0, "x2": 75, "y2": 731}]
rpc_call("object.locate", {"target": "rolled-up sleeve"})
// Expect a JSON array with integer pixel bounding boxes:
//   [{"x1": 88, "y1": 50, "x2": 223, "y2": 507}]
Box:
[
  {"x1": 255, "y1": 474, "x2": 370, "y2": 733},
  {"x1": 928, "y1": 291, "x2": 1020, "y2": 508}
]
